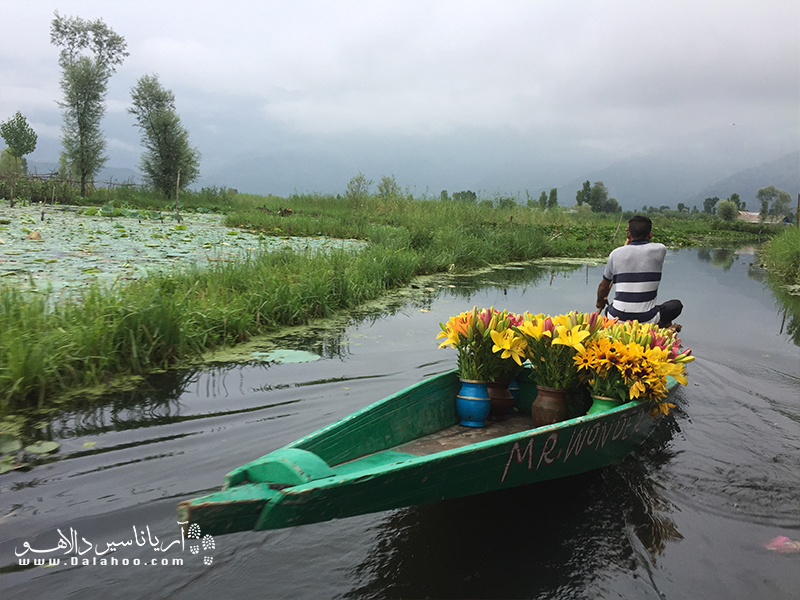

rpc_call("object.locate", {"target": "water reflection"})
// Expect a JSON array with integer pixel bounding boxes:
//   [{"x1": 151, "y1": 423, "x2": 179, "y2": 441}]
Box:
[
  {"x1": 769, "y1": 280, "x2": 800, "y2": 347},
  {"x1": 694, "y1": 245, "x2": 798, "y2": 346},
  {"x1": 445, "y1": 262, "x2": 582, "y2": 300},
  {"x1": 696, "y1": 247, "x2": 738, "y2": 272},
  {"x1": 345, "y1": 411, "x2": 684, "y2": 600}
]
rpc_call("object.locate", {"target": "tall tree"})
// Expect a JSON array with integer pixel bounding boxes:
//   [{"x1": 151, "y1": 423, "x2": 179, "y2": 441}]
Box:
[
  {"x1": 0, "y1": 111, "x2": 37, "y2": 199},
  {"x1": 128, "y1": 74, "x2": 200, "y2": 199},
  {"x1": 703, "y1": 196, "x2": 720, "y2": 214},
  {"x1": 575, "y1": 180, "x2": 591, "y2": 206},
  {"x1": 589, "y1": 181, "x2": 609, "y2": 212},
  {"x1": 51, "y1": 12, "x2": 128, "y2": 196},
  {"x1": 547, "y1": 187, "x2": 558, "y2": 210},
  {"x1": 538, "y1": 191, "x2": 547, "y2": 210}
]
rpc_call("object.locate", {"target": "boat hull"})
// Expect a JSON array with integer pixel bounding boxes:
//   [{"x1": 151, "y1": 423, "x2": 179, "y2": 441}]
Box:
[{"x1": 178, "y1": 370, "x2": 671, "y2": 535}]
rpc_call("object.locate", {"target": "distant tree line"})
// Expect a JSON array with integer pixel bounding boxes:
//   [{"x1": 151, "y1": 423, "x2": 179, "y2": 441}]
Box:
[{"x1": 699, "y1": 187, "x2": 793, "y2": 222}]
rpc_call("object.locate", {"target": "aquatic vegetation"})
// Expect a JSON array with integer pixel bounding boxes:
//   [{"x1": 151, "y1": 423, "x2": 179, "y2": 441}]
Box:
[
  {"x1": 760, "y1": 226, "x2": 800, "y2": 287},
  {"x1": 0, "y1": 241, "x2": 421, "y2": 413},
  {"x1": 0, "y1": 205, "x2": 363, "y2": 301},
  {"x1": 0, "y1": 189, "x2": 759, "y2": 413}
]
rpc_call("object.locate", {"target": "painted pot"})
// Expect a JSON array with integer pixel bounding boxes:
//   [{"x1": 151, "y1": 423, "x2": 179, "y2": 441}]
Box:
[
  {"x1": 586, "y1": 395, "x2": 623, "y2": 415},
  {"x1": 456, "y1": 379, "x2": 491, "y2": 427},
  {"x1": 487, "y1": 380, "x2": 515, "y2": 421},
  {"x1": 531, "y1": 385, "x2": 568, "y2": 427}
]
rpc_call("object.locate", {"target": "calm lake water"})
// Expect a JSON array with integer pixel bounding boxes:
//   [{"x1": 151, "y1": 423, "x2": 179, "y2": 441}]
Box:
[{"x1": 2, "y1": 247, "x2": 799, "y2": 599}]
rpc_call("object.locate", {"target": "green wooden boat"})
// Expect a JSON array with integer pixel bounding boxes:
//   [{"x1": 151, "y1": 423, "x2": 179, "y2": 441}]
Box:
[{"x1": 177, "y1": 369, "x2": 676, "y2": 535}]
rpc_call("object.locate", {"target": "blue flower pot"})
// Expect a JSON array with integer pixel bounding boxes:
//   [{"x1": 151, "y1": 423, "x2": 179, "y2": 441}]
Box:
[{"x1": 456, "y1": 379, "x2": 491, "y2": 427}]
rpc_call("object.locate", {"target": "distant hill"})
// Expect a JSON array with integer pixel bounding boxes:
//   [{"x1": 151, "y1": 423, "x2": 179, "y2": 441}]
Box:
[
  {"x1": 558, "y1": 151, "x2": 799, "y2": 211},
  {"x1": 558, "y1": 156, "x2": 739, "y2": 210},
  {"x1": 683, "y1": 151, "x2": 799, "y2": 209}
]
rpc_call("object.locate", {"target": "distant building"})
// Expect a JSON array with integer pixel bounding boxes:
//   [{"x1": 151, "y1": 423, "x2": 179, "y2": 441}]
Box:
[{"x1": 738, "y1": 210, "x2": 782, "y2": 224}]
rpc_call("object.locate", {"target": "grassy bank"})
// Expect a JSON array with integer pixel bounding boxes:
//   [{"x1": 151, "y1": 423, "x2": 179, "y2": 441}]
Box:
[
  {"x1": 1, "y1": 196, "x2": 556, "y2": 413},
  {"x1": 0, "y1": 245, "x2": 419, "y2": 413},
  {"x1": 0, "y1": 190, "x2": 783, "y2": 414},
  {"x1": 760, "y1": 226, "x2": 800, "y2": 288}
]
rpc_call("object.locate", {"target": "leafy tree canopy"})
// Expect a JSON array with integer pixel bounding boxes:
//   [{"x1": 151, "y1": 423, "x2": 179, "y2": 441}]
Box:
[
  {"x1": 0, "y1": 111, "x2": 37, "y2": 162},
  {"x1": 576, "y1": 180, "x2": 618, "y2": 212},
  {"x1": 757, "y1": 185, "x2": 792, "y2": 218},
  {"x1": 547, "y1": 187, "x2": 558, "y2": 210},
  {"x1": 716, "y1": 199, "x2": 738, "y2": 221},
  {"x1": 129, "y1": 74, "x2": 200, "y2": 199},
  {"x1": 51, "y1": 11, "x2": 128, "y2": 197},
  {"x1": 703, "y1": 197, "x2": 720, "y2": 214},
  {"x1": 538, "y1": 191, "x2": 547, "y2": 210}
]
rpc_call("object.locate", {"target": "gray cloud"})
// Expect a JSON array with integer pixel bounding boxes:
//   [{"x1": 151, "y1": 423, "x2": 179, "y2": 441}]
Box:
[{"x1": 1, "y1": 0, "x2": 797, "y2": 200}]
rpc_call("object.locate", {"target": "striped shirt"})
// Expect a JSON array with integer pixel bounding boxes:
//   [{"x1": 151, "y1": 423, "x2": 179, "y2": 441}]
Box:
[{"x1": 602, "y1": 240, "x2": 667, "y2": 323}]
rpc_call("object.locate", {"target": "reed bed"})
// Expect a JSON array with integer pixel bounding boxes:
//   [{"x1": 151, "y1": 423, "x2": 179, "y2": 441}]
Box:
[{"x1": 0, "y1": 245, "x2": 418, "y2": 413}]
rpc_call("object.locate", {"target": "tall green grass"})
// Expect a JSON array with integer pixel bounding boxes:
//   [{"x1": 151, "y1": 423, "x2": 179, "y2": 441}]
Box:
[
  {"x1": 760, "y1": 226, "x2": 800, "y2": 286},
  {"x1": 0, "y1": 245, "x2": 419, "y2": 413}
]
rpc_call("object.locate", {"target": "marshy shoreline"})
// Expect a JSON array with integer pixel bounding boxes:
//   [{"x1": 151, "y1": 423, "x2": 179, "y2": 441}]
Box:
[{"x1": 0, "y1": 191, "x2": 784, "y2": 417}]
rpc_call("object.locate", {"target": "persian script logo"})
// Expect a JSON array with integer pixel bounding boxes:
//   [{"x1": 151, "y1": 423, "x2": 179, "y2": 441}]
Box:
[{"x1": 16, "y1": 522, "x2": 215, "y2": 568}]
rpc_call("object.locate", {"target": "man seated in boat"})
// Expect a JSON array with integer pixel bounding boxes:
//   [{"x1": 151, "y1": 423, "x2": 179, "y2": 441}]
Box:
[{"x1": 595, "y1": 215, "x2": 682, "y2": 328}]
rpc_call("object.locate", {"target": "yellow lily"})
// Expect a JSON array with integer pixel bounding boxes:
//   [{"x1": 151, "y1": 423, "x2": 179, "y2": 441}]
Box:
[
  {"x1": 551, "y1": 325, "x2": 590, "y2": 353},
  {"x1": 517, "y1": 318, "x2": 552, "y2": 341},
  {"x1": 436, "y1": 323, "x2": 460, "y2": 349},
  {"x1": 490, "y1": 329, "x2": 526, "y2": 366}
]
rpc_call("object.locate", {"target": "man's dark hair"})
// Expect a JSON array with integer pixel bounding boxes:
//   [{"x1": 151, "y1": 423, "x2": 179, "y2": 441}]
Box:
[{"x1": 628, "y1": 215, "x2": 652, "y2": 239}]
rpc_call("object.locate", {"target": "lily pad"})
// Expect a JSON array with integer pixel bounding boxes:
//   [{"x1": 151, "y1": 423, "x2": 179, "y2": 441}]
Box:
[
  {"x1": 24, "y1": 441, "x2": 60, "y2": 454},
  {"x1": 0, "y1": 456, "x2": 20, "y2": 474},
  {"x1": 250, "y1": 349, "x2": 321, "y2": 364},
  {"x1": 0, "y1": 433, "x2": 22, "y2": 453}
]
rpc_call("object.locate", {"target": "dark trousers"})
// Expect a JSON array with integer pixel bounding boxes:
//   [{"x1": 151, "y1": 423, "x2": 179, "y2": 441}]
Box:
[{"x1": 657, "y1": 299, "x2": 683, "y2": 326}]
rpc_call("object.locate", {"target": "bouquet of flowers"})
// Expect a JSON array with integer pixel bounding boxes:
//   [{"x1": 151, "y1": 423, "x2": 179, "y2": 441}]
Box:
[
  {"x1": 514, "y1": 311, "x2": 607, "y2": 389},
  {"x1": 574, "y1": 320, "x2": 694, "y2": 416},
  {"x1": 437, "y1": 307, "x2": 527, "y2": 381}
]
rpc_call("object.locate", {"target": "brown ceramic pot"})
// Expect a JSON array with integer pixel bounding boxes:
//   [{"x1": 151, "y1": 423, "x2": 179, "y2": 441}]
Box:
[
  {"x1": 486, "y1": 380, "x2": 514, "y2": 421},
  {"x1": 531, "y1": 385, "x2": 568, "y2": 426}
]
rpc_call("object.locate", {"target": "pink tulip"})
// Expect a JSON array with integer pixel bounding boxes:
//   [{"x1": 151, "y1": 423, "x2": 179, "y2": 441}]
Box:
[{"x1": 543, "y1": 316, "x2": 554, "y2": 333}]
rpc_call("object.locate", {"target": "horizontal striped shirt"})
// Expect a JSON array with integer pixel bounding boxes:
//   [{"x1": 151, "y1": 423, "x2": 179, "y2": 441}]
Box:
[{"x1": 603, "y1": 240, "x2": 667, "y2": 323}]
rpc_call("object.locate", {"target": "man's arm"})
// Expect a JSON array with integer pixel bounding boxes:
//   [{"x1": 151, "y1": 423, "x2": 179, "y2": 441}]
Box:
[{"x1": 596, "y1": 278, "x2": 612, "y2": 311}]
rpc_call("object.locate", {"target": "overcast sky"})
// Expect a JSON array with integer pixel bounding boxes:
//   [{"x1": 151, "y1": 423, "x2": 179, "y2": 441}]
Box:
[{"x1": 1, "y1": 0, "x2": 798, "y2": 199}]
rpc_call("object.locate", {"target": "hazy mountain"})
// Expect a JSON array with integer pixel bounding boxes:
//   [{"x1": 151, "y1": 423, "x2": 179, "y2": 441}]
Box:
[
  {"x1": 557, "y1": 152, "x2": 798, "y2": 211},
  {"x1": 559, "y1": 157, "x2": 744, "y2": 211},
  {"x1": 684, "y1": 151, "x2": 799, "y2": 209}
]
